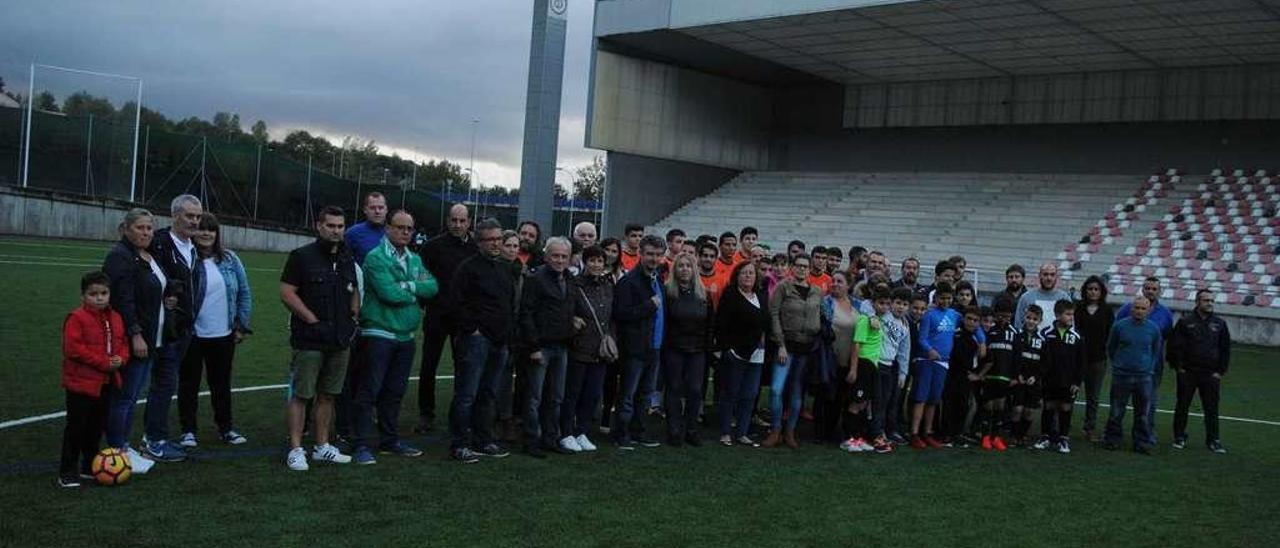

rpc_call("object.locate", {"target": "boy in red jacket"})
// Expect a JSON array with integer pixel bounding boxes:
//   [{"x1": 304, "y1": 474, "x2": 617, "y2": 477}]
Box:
[{"x1": 60, "y1": 271, "x2": 129, "y2": 487}]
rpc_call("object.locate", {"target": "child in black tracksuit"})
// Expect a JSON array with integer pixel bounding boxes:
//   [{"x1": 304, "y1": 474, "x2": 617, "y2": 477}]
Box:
[
  {"x1": 1037, "y1": 299, "x2": 1086, "y2": 453},
  {"x1": 940, "y1": 306, "x2": 984, "y2": 444},
  {"x1": 1009, "y1": 305, "x2": 1045, "y2": 446},
  {"x1": 976, "y1": 299, "x2": 1018, "y2": 450}
]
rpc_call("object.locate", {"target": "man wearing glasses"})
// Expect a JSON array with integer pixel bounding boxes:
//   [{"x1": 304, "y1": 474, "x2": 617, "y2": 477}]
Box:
[
  {"x1": 444, "y1": 219, "x2": 515, "y2": 462},
  {"x1": 350, "y1": 211, "x2": 438, "y2": 464}
]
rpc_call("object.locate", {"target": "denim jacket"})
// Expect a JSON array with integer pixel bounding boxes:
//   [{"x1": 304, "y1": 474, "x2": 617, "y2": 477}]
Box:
[{"x1": 214, "y1": 249, "x2": 253, "y2": 333}]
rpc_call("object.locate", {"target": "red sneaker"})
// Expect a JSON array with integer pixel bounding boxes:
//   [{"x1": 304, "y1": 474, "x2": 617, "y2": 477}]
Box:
[
  {"x1": 981, "y1": 435, "x2": 993, "y2": 451},
  {"x1": 993, "y1": 436, "x2": 1008, "y2": 452},
  {"x1": 925, "y1": 436, "x2": 944, "y2": 449},
  {"x1": 910, "y1": 435, "x2": 927, "y2": 450}
]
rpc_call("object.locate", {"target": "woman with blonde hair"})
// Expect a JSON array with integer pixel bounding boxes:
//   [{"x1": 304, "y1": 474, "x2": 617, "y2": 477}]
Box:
[{"x1": 660, "y1": 252, "x2": 713, "y2": 446}]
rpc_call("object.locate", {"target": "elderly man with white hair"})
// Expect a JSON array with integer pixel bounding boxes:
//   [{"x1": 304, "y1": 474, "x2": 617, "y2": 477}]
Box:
[
  {"x1": 569, "y1": 221, "x2": 597, "y2": 275},
  {"x1": 141, "y1": 193, "x2": 205, "y2": 462},
  {"x1": 516, "y1": 236, "x2": 578, "y2": 457}
]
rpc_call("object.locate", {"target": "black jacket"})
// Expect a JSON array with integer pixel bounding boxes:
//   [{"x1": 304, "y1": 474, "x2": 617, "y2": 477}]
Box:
[
  {"x1": 1168, "y1": 312, "x2": 1231, "y2": 374},
  {"x1": 983, "y1": 325, "x2": 1019, "y2": 381},
  {"x1": 570, "y1": 273, "x2": 614, "y2": 364},
  {"x1": 716, "y1": 286, "x2": 771, "y2": 361},
  {"x1": 102, "y1": 239, "x2": 165, "y2": 350},
  {"x1": 1073, "y1": 301, "x2": 1114, "y2": 364},
  {"x1": 447, "y1": 253, "x2": 515, "y2": 343},
  {"x1": 1040, "y1": 324, "x2": 1087, "y2": 389},
  {"x1": 663, "y1": 285, "x2": 714, "y2": 353},
  {"x1": 950, "y1": 328, "x2": 983, "y2": 375},
  {"x1": 1015, "y1": 328, "x2": 1045, "y2": 384},
  {"x1": 519, "y1": 265, "x2": 576, "y2": 348},
  {"x1": 419, "y1": 232, "x2": 476, "y2": 321},
  {"x1": 612, "y1": 266, "x2": 660, "y2": 358},
  {"x1": 281, "y1": 239, "x2": 359, "y2": 351},
  {"x1": 149, "y1": 227, "x2": 205, "y2": 336}
]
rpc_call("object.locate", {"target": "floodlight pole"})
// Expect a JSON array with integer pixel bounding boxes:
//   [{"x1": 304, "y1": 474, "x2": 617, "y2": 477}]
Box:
[
  {"x1": 21, "y1": 64, "x2": 34, "y2": 188},
  {"x1": 84, "y1": 114, "x2": 94, "y2": 195},
  {"x1": 129, "y1": 80, "x2": 142, "y2": 202},
  {"x1": 253, "y1": 143, "x2": 262, "y2": 220}
]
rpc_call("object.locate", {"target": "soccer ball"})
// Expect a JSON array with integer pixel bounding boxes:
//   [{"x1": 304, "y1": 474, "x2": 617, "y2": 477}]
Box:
[{"x1": 91, "y1": 448, "x2": 131, "y2": 486}]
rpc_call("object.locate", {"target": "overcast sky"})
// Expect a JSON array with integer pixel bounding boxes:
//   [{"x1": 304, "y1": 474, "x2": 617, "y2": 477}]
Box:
[{"x1": 0, "y1": 0, "x2": 597, "y2": 188}]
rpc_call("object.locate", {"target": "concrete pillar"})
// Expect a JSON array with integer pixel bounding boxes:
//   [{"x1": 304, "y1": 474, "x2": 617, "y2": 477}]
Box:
[{"x1": 516, "y1": 0, "x2": 569, "y2": 232}]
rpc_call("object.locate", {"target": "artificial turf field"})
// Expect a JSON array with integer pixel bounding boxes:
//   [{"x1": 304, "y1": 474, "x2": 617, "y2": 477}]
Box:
[{"x1": 0, "y1": 236, "x2": 1277, "y2": 548}]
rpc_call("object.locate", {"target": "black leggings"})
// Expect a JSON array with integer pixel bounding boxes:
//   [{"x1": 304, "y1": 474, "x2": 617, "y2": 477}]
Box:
[
  {"x1": 61, "y1": 389, "x2": 106, "y2": 476},
  {"x1": 178, "y1": 334, "x2": 237, "y2": 435}
]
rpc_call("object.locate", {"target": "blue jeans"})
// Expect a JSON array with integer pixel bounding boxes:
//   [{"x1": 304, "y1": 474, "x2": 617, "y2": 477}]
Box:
[
  {"x1": 871, "y1": 364, "x2": 899, "y2": 439},
  {"x1": 661, "y1": 348, "x2": 706, "y2": 437},
  {"x1": 1105, "y1": 373, "x2": 1153, "y2": 449},
  {"x1": 769, "y1": 350, "x2": 811, "y2": 431},
  {"x1": 562, "y1": 360, "x2": 606, "y2": 437},
  {"x1": 448, "y1": 333, "x2": 507, "y2": 449},
  {"x1": 719, "y1": 353, "x2": 763, "y2": 438},
  {"x1": 105, "y1": 355, "x2": 153, "y2": 448},
  {"x1": 614, "y1": 348, "x2": 658, "y2": 440},
  {"x1": 145, "y1": 332, "x2": 191, "y2": 442},
  {"x1": 523, "y1": 343, "x2": 569, "y2": 446},
  {"x1": 1145, "y1": 365, "x2": 1163, "y2": 446},
  {"x1": 352, "y1": 337, "x2": 416, "y2": 450}
]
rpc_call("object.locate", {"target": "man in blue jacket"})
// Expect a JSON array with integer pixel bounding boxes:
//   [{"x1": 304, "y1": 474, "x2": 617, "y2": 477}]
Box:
[
  {"x1": 1104, "y1": 296, "x2": 1163, "y2": 453},
  {"x1": 1115, "y1": 277, "x2": 1174, "y2": 446}
]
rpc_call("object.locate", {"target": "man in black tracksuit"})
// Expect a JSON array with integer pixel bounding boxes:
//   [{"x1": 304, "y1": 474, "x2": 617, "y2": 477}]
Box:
[
  {"x1": 1168, "y1": 290, "x2": 1231, "y2": 453},
  {"x1": 444, "y1": 219, "x2": 511, "y2": 462},
  {"x1": 416, "y1": 204, "x2": 477, "y2": 432}
]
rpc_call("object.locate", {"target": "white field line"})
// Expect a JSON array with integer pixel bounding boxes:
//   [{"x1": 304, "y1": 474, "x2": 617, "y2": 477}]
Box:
[
  {"x1": 0, "y1": 375, "x2": 454, "y2": 430},
  {"x1": 3, "y1": 375, "x2": 1277, "y2": 429}
]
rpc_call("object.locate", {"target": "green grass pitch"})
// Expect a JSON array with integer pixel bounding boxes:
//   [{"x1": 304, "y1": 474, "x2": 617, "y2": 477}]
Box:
[{"x1": 0, "y1": 236, "x2": 1277, "y2": 547}]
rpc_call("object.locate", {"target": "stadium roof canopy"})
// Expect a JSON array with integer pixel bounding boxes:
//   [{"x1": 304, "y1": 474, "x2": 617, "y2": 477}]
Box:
[{"x1": 595, "y1": 0, "x2": 1280, "y2": 85}]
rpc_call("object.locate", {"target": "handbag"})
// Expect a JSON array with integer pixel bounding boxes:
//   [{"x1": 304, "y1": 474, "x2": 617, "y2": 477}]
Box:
[{"x1": 578, "y1": 287, "x2": 618, "y2": 362}]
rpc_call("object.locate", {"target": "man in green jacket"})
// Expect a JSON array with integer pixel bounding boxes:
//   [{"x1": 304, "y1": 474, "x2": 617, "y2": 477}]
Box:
[{"x1": 351, "y1": 210, "x2": 438, "y2": 464}]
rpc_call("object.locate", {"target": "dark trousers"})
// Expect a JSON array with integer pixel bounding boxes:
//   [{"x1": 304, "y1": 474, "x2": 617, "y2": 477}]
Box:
[
  {"x1": 417, "y1": 322, "x2": 449, "y2": 423},
  {"x1": 178, "y1": 334, "x2": 237, "y2": 435},
  {"x1": 145, "y1": 331, "x2": 191, "y2": 441},
  {"x1": 1174, "y1": 369, "x2": 1222, "y2": 444},
  {"x1": 352, "y1": 337, "x2": 416, "y2": 450},
  {"x1": 600, "y1": 359, "x2": 621, "y2": 430},
  {"x1": 562, "y1": 360, "x2": 607, "y2": 437},
  {"x1": 661, "y1": 348, "x2": 705, "y2": 438},
  {"x1": 719, "y1": 354, "x2": 763, "y2": 438},
  {"x1": 870, "y1": 365, "x2": 900, "y2": 439},
  {"x1": 614, "y1": 348, "x2": 658, "y2": 440},
  {"x1": 1105, "y1": 373, "x2": 1153, "y2": 449},
  {"x1": 1082, "y1": 359, "x2": 1107, "y2": 434},
  {"x1": 523, "y1": 344, "x2": 569, "y2": 446},
  {"x1": 448, "y1": 332, "x2": 506, "y2": 449},
  {"x1": 333, "y1": 337, "x2": 366, "y2": 438},
  {"x1": 61, "y1": 389, "x2": 106, "y2": 476},
  {"x1": 940, "y1": 368, "x2": 973, "y2": 438}
]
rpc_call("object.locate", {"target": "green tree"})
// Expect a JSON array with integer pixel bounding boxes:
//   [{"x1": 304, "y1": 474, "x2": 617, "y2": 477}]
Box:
[
  {"x1": 250, "y1": 120, "x2": 269, "y2": 143},
  {"x1": 35, "y1": 91, "x2": 59, "y2": 112},
  {"x1": 62, "y1": 91, "x2": 116, "y2": 118},
  {"x1": 211, "y1": 112, "x2": 243, "y2": 140},
  {"x1": 571, "y1": 155, "x2": 605, "y2": 202}
]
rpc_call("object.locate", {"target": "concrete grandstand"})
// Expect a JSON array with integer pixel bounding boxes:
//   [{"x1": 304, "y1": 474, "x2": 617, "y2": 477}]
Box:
[{"x1": 584, "y1": 0, "x2": 1280, "y2": 342}]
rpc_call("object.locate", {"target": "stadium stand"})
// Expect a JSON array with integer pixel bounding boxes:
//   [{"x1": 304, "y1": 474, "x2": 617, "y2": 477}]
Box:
[{"x1": 650, "y1": 171, "x2": 1139, "y2": 294}]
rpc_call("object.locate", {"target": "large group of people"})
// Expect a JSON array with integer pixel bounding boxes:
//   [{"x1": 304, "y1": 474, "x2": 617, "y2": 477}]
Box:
[{"x1": 55, "y1": 192, "x2": 1235, "y2": 486}]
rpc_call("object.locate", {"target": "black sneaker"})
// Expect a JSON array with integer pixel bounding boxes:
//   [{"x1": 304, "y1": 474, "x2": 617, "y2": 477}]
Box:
[
  {"x1": 684, "y1": 434, "x2": 703, "y2": 447},
  {"x1": 635, "y1": 435, "x2": 661, "y2": 448},
  {"x1": 58, "y1": 475, "x2": 81, "y2": 488},
  {"x1": 1134, "y1": 445, "x2": 1153, "y2": 455},
  {"x1": 524, "y1": 444, "x2": 547, "y2": 459},
  {"x1": 413, "y1": 418, "x2": 434, "y2": 435},
  {"x1": 548, "y1": 443, "x2": 575, "y2": 455},
  {"x1": 615, "y1": 436, "x2": 638, "y2": 450},
  {"x1": 450, "y1": 447, "x2": 481, "y2": 464},
  {"x1": 666, "y1": 435, "x2": 684, "y2": 448},
  {"x1": 1207, "y1": 440, "x2": 1227, "y2": 454},
  {"x1": 477, "y1": 443, "x2": 510, "y2": 458},
  {"x1": 1171, "y1": 437, "x2": 1187, "y2": 450}
]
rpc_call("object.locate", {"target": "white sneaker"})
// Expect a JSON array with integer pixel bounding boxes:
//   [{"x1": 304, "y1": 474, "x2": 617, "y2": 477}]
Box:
[
  {"x1": 841, "y1": 437, "x2": 868, "y2": 453},
  {"x1": 312, "y1": 443, "x2": 352, "y2": 464},
  {"x1": 179, "y1": 432, "x2": 198, "y2": 448},
  {"x1": 575, "y1": 434, "x2": 597, "y2": 452},
  {"x1": 855, "y1": 438, "x2": 875, "y2": 452},
  {"x1": 124, "y1": 446, "x2": 154, "y2": 475},
  {"x1": 559, "y1": 435, "x2": 583, "y2": 453},
  {"x1": 287, "y1": 447, "x2": 309, "y2": 471}
]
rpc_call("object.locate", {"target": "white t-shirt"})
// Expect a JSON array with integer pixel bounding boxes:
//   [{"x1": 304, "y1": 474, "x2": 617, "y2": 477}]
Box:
[
  {"x1": 146, "y1": 256, "x2": 167, "y2": 348},
  {"x1": 194, "y1": 258, "x2": 231, "y2": 338},
  {"x1": 170, "y1": 231, "x2": 195, "y2": 269}
]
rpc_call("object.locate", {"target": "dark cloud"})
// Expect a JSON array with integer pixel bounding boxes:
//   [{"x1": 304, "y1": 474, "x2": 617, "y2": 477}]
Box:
[{"x1": 0, "y1": 0, "x2": 597, "y2": 187}]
